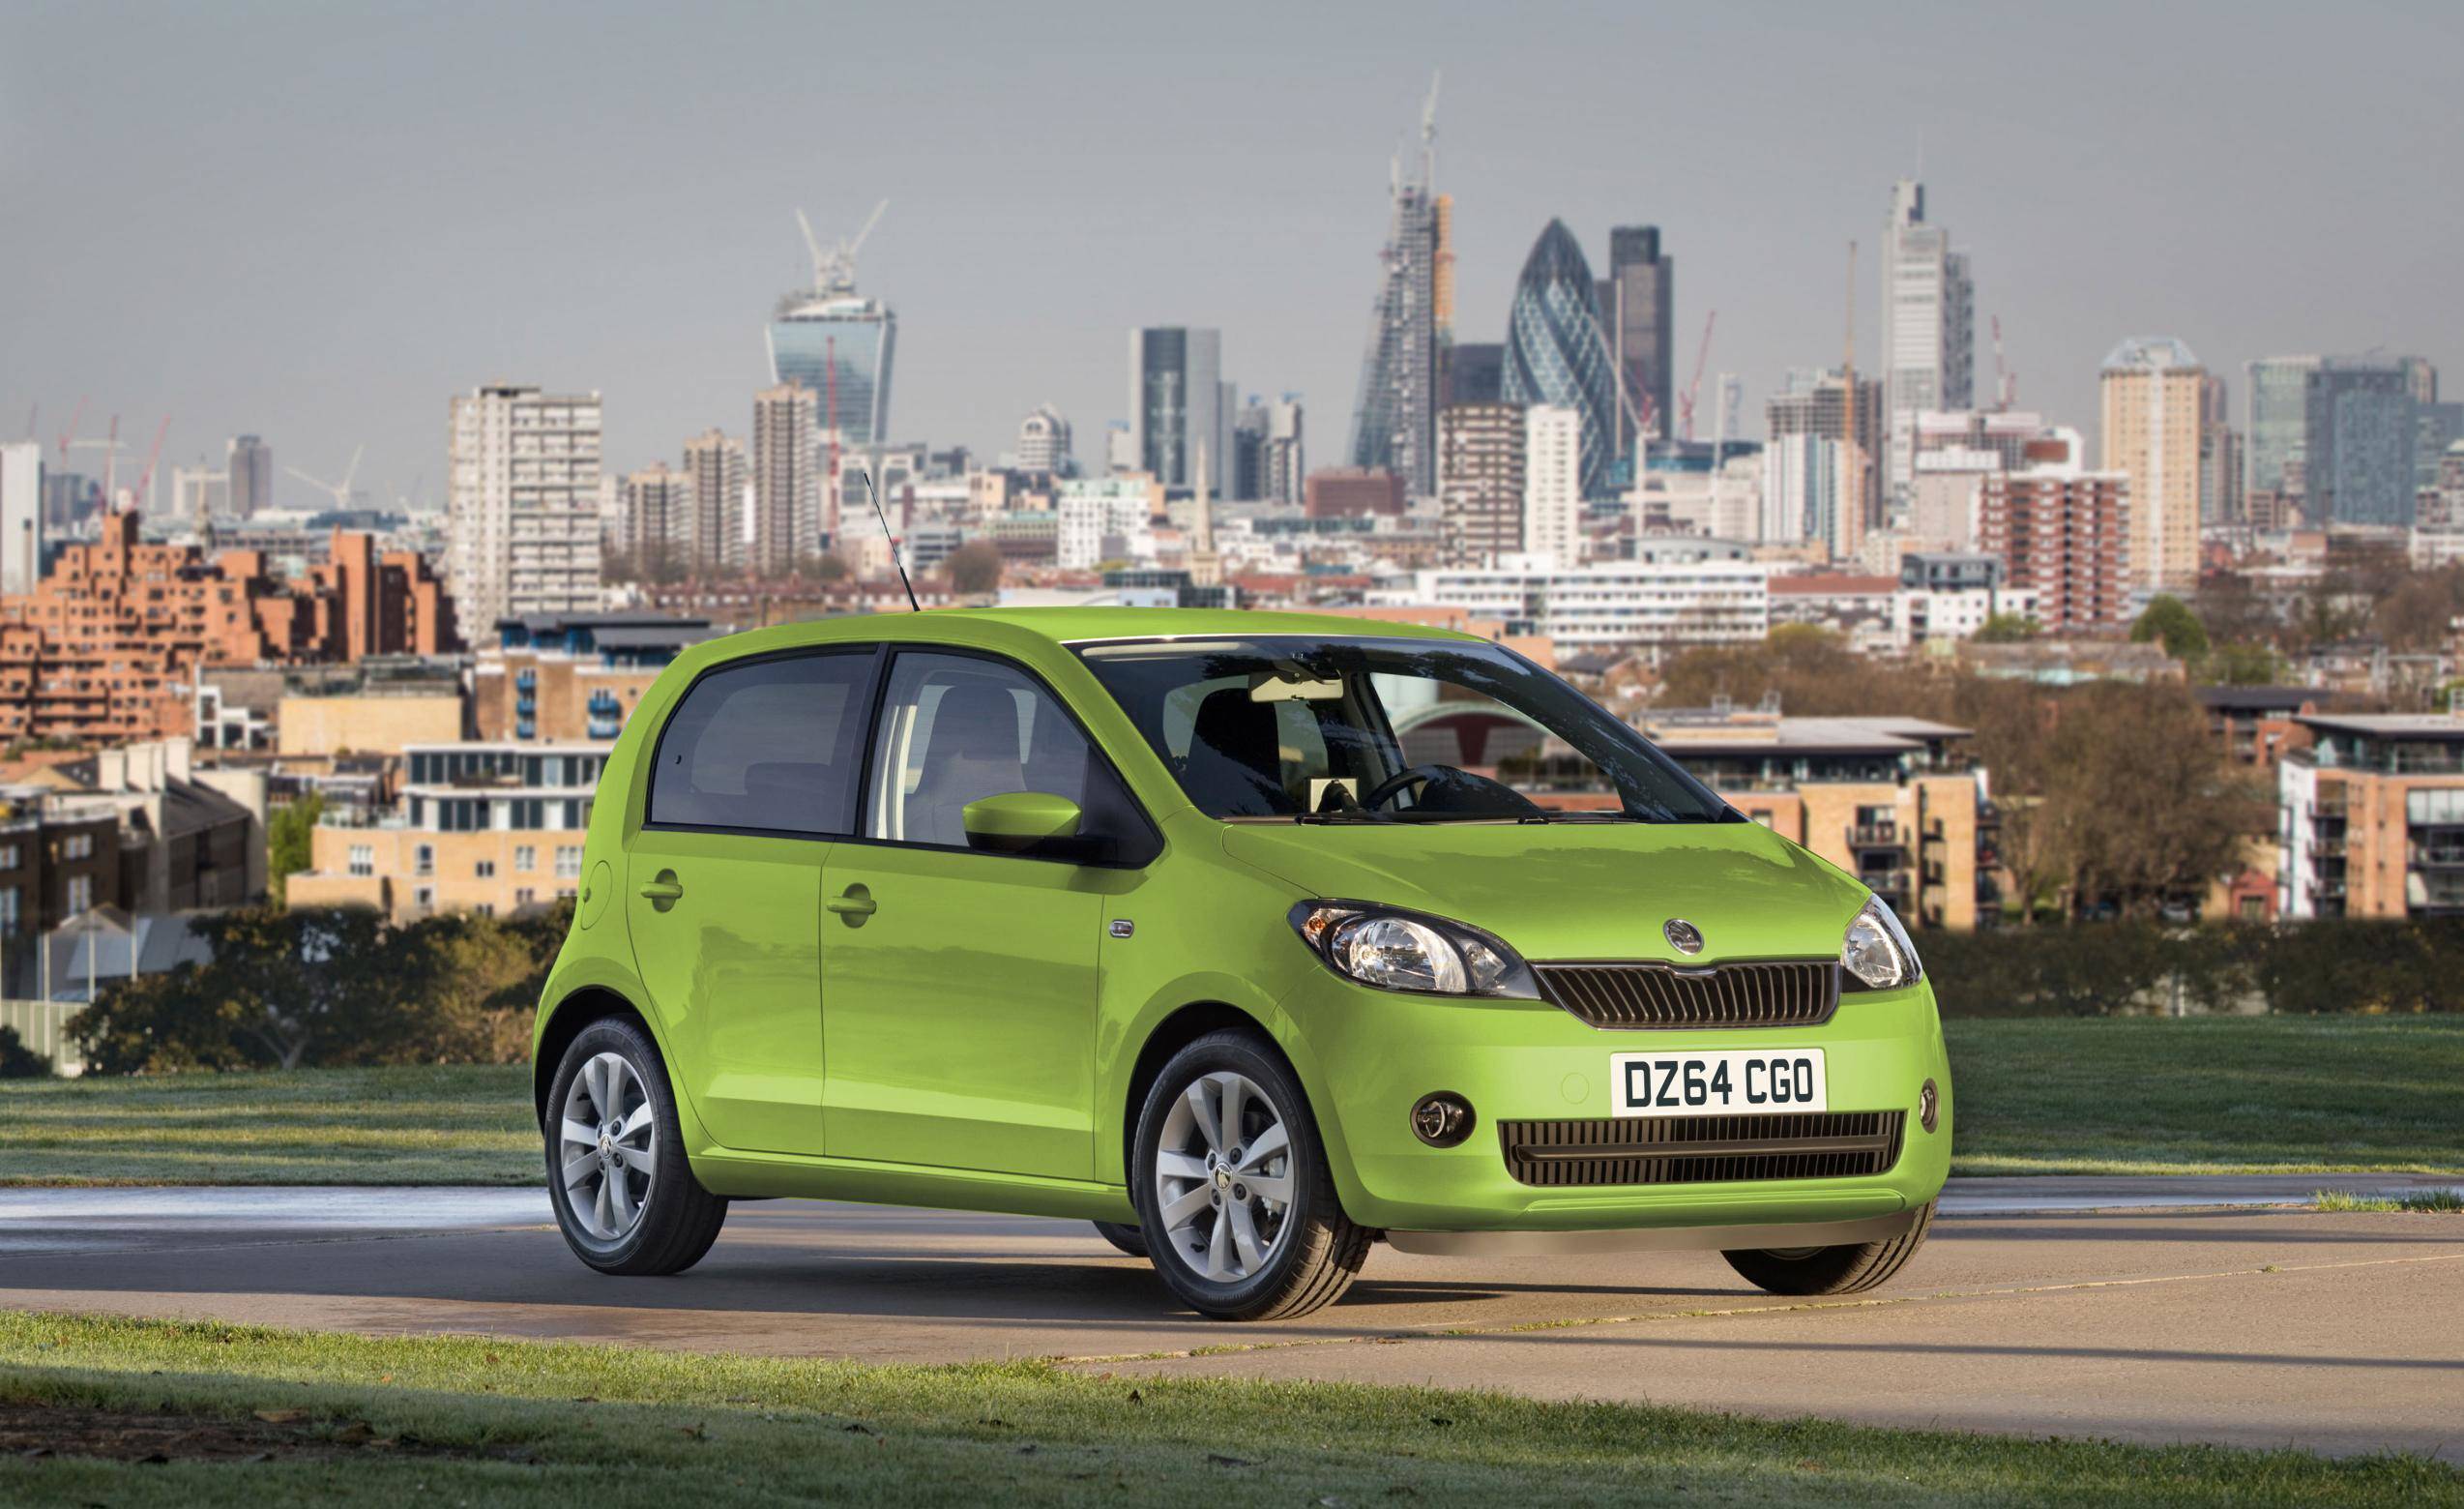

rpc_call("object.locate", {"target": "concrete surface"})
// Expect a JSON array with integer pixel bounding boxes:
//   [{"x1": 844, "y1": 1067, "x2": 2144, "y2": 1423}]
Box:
[{"x1": 2, "y1": 1178, "x2": 2459, "y2": 1460}]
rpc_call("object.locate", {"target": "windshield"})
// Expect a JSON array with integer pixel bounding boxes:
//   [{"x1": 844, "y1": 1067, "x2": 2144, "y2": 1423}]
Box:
[{"x1": 1074, "y1": 636, "x2": 1737, "y2": 824}]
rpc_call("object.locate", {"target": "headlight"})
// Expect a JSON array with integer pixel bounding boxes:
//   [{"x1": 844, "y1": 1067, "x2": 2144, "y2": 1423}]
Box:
[
  {"x1": 1840, "y1": 895, "x2": 1922, "y2": 991},
  {"x1": 1288, "y1": 902, "x2": 1539, "y2": 999}
]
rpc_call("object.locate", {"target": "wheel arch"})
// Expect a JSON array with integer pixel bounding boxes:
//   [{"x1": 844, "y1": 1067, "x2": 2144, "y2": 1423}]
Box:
[
  {"x1": 1117, "y1": 998, "x2": 1335, "y2": 1202},
  {"x1": 533, "y1": 986, "x2": 648, "y2": 1125}
]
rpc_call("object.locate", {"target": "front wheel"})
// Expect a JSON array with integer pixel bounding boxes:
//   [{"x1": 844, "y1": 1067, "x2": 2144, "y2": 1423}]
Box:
[
  {"x1": 1721, "y1": 1202, "x2": 1934, "y2": 1296},
  {"x1": 544, "y1": 1016, "x2": 728, "y2": 1276},
  {"x1": 1129, "y1": 1030, "x2": 1368, "y2": 1320},
  {"x1": 1091, "y1": 1221, "x2": 1149, "y2": 1258}
]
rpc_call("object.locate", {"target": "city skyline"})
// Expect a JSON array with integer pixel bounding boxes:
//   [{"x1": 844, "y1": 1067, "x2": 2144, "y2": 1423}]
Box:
[{"x1": 7, "y1": 2, "x2": 2462, "y2": 514}]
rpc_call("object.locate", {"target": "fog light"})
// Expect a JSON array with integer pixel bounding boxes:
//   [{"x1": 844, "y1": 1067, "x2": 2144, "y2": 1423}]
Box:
[
  {"x1": 1919, "y1": 1078, "x2": 1940, "y2": 1134},
  {"x1": 1411, "y1": 1092, "x2": 1475, "y2": 1148}
]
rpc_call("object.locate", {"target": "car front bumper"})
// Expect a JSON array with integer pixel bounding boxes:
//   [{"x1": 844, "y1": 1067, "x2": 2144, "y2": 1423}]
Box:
[{"x1": 1281, "y1": 973, "x2": 1953, "y2": 1236}]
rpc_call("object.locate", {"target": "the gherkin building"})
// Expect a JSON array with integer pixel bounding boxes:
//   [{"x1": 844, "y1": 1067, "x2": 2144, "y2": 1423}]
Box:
[{"x1": 1504, "y1": 219, "x2": 1619, "y2": 497}]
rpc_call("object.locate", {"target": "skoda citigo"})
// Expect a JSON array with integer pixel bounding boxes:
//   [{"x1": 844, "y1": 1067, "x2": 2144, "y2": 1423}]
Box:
[{"x1": 535, "y1": 608, "x2": 1950, "y2": 1319}]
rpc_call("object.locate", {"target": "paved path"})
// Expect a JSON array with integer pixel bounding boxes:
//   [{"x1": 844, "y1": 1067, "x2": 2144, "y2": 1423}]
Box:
[{"x1": 2, "y1": 1176, "x2": 2459, "y2": 1460}]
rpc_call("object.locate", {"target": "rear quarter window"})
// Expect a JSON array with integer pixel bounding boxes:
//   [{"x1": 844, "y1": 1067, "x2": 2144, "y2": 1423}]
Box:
[{"x1": 647, "y1": 651, "x2": 871, "y2": 835}]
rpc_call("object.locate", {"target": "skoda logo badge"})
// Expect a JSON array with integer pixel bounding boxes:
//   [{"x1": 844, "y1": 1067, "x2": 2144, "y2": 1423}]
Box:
[{"x1": 1663, "y1": 918, "x2": 1705, "y2": 956}]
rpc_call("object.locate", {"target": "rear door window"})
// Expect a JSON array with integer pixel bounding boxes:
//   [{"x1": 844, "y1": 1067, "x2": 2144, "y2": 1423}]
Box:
[{"x1": 647, "y1": 650, "x2": 873, "y2": 836}]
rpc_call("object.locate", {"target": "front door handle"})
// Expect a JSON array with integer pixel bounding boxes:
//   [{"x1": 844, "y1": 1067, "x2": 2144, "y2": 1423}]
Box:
[
  {"x1": 638, "y1": 871, "x2": 683, "y2": 909},
  {"x1": 827, "y1": 884, "x2": 877, "y2": 924}
]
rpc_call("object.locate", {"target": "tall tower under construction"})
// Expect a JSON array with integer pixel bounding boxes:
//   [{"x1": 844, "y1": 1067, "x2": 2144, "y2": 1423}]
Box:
[{"x1": 1346, "y1": 75, "x2": 1449, "y2": 499}]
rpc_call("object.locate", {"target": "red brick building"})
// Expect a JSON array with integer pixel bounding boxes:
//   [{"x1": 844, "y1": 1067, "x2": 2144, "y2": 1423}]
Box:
[
  {"x1": 0, "y1": 513, "x2": 458, "y2": 744},
  {"x1": 1978, "y1": 468, "x2": 2132, "y2": 635}
]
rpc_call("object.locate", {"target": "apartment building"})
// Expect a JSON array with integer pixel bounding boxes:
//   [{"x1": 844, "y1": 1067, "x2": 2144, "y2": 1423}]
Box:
[
  {"x1": 1373, "y1": 547, "x2": 1766, "y2": 657},
  {"x1": 469, "y1": 611, "x2": 724, "y2": 744},
  {"x1": 0, "y1": 513, "x2": 456, "y2": 744},
  {"x1": 448, "y1": 384, "x2": 604, "y2": 630},
  {"x1": 286, "y1": 742, "x2": 607, "y2": 920},
  {"x1": 1641, "y1": 710, "x2": 1998, "y2": 930},
  {"x1": 1437, "y1": 402, "x2": 1525, "y2": 561},
  {"x1": 1978, "y1": 465, "x2": 2132, "y2": 634},
  {"x1": 2279, "y1": 712, "x2": 2464, "y2": 920}
]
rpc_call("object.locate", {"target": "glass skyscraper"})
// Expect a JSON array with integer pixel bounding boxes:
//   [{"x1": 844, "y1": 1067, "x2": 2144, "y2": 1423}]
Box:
[
  {"x1": 768, "y1": 293, "x2": 895, "y2": 451},
  {"x1": 1503, "y1": 219, "x2": 1618, "y2": 499},
  {"x1": 2244, "y1": 355, "x2": 2319, "y2": 500}
]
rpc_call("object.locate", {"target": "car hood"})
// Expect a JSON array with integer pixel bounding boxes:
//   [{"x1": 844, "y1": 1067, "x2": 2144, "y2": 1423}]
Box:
[{"x1": 1221, "y1": 819, "x2": 1871, "y2": 964}]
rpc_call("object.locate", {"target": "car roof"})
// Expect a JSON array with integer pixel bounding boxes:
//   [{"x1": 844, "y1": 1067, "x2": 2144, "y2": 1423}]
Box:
[{"x1": 699, "y1": 606, "x2": 1483, "y2": 655}]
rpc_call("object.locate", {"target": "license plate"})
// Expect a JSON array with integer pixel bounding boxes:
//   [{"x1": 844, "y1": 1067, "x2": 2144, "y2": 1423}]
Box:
[{"x1": 1610, "y1": 1050, "x2": 1827, "y2": 1117}]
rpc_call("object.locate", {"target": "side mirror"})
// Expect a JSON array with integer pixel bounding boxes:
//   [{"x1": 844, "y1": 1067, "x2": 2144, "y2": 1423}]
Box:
[{"x1": 961, "y1": 791, "x2": 1085, "y2": 856}]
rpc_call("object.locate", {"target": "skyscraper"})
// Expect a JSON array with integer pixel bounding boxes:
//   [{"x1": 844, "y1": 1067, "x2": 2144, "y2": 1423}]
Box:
[
  {"x1": 2199, "y1": 374, "x2": 2243, "y2": 526},
  {"x1": 621, "y1": 462, "x2": 693, "y2": 572},
  {"x1": 768, "y1": 208, "x2": 895, "y2": 453},
  {"x1": 447, "y1": 383, "x2": 603, "y2": 632},
  {"x1": 1438, "y1": 402, "x2": 1524, "y2": 562},
  {"x1": 2244, "y1": 356, "x2": 2320, "y2": 500},
  {"x1": 1598, "y1": 225, "x2": 1674, "y2": 452},
  {"x1": 1502, "y1": 219, "x2": 1619, "y2": 499},
  {"x1": 226, "y1": 434, "x2": 273, "y2": 518},
  {"x1": 0, "y1": 441, "x2": 41, "y2": 597},
  {"x1": 1015, "y1": 404, "x2": 1071, "y2": 476},
  {"x1": 1128, "y1": 327, "x2": 1225, "y2": 493},
  {"x1": 1345, "y1": 82, "x2": 1447, "y2": 497},
  {"x1": 1262, "y1": 397, "x2": 1305, "y2": 506},
  {"x1": 751, "y1": 382, "x2": 819, "y2": 577},
  {"x1": 682, "y1": 429, "x2": 746, "y2": 577},
  {"x1": 1763, "y1": 370, "x2": 1883, "y2": 559},
  {"x1": 2305, "y1": 356, "x2": 2429, "y2": 525},
  {"x1": 1521, "y1": 406, "x2": 1584, "y2": 563},
  {"x1": 2098, "y1": 336, "x2": 2204, "y2": 592},
  {"x1": 1880, "y1": 181, "x2": 1976, "y2": 493}
]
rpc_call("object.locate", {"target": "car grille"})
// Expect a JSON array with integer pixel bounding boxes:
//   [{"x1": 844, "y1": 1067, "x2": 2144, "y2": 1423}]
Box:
[
  {"x1": 1498, "y1": 1110, "x2": 1906, "y2": 1188},
  {"x1": 1532, "y1": 960, "x2": 1839, "y2": 1030}
]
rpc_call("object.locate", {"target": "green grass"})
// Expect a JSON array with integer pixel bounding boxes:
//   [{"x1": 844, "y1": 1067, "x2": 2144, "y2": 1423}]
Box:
[
  {"x1": 3, "y1": 1017, "x2": 2457, "y2": 1187},
  {"x1": 2312, "y1": 1188, "x2": 2464, "y2": 1213},
  {"x1": 1944, "y1": 1017, "x2": 2464, "y2": 1176},
  {"x1": 0, "y1": 1312, "x2": 2453, "y2": 1507},
  {"x1": 0, "y1": 1065, "x2": 536, "y2": 1186}
]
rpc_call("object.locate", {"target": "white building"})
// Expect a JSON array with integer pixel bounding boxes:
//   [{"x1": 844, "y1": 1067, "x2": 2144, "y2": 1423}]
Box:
[
  {"x1": 1371, "y1": 553, "x2": 1770, "y2": 654},
  {"x1": 1632, "y1": 452, "x2": 1764, "y2": 543},
  {"x1": 448, "y1": 384, "x2": 604, "y2": 630},
  {"x1": 1762, "y1": 431, "x2": 1863, "y2": 559},
  {"x1": 1056, "y1": 477, "x2": 1158, "y2": 570},
  {"x1": 0, "y1": 440, "x2": 41, "y2": 596},
  {"x1": 1521, "y1": 405, "x2": 1584, "y2": 562},
  {"x1": 1015, "y1": 403, "x2": 1072, "y2": 475},
  {"x1": 1894, "y1": 583, "x2": 2040, "y2": 649},
  {"x1": 1880, "y1": 180, "x2": 1976, "y2": 494}
]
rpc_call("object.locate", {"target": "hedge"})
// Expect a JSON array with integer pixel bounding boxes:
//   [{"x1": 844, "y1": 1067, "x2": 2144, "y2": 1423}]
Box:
[{"x1": 1921, "y1": 919, "x2": 2464, "y2": 1018}]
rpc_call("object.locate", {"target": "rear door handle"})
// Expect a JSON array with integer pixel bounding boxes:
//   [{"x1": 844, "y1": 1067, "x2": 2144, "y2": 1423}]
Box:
[
  {"x1": 638, "y1": 871, "x2": 683, "y2": 905},
  {"x1": 826, "y1": 885, "x2": 877, "y2": 922}
]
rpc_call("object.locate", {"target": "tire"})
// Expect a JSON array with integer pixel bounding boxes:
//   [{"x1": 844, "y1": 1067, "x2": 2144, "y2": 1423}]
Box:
[
  {"x1": 543, "y1": 1016, "x2": 728, "y2": 1276},
  {"x1": 1091, "y1": 1221, "x2": 1149, "y2": 1258},
  {"x1": 1721, "y1": 1201, "x2": 1935, "y2": 1296},
  {"x1": 1130, "y1": 1029, "x2": 1368, "y2": 1321}
]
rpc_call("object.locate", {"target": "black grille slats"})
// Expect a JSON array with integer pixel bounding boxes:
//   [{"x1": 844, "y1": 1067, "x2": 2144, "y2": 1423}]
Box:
[
  {"x1": 1535, "y1": 961, "x2": 1839, "y2": 1030},
  {"x1": 1498, "y1": 1110, "x2": 1905, "y2": 1188}
]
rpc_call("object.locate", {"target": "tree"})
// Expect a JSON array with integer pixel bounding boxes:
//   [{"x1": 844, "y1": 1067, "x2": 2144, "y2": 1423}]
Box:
[
  {"x1": 73, "y1": 907, "x2": 398, "y2": 1073},
  {"x1": 2046, "y1": 683, "x2": 2272, "y2": 920},
  {"x1": 0, "y1": 1024, "x2": 47, "y2": 1079},
  {"x1": 266, "y1": 792, "x2": 326, "y2": 904},
  {"x1": 1972, "y1": 613, "x2": 2041, "y2": 644},
  {"x1": 945, "y1": 540, "x2": 1003, "y2": 596},
  {"x1": 2129, "y1": 595, "x2": 2210, "y2": 663},
  {"x1": 2203, "y1": 640, "x2": 2286, "y2": 687}
]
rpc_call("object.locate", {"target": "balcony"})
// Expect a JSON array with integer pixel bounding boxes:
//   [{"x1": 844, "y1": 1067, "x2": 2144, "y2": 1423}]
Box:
[
  {"x1": 1846, "y1": 821, "x2": 1902, "y2": 850},
  {"x1": 2413, "y1": 846, "x2": 2464, "y2": 870},
  {"x1": 1863, "y1": 869, "x2": 1913, "y2": 904},
  {"x1": 2308, "y1": 876, "x2": 2348, "y2": 900},
  {"x1": 2313, "y1": 836, "x2": 2347, "y2": 858}
]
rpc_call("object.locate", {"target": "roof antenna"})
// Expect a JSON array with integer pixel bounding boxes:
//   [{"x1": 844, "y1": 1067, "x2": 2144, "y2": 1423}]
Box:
[{"x1": 857, "y1": 466, "x2": 921, "y2": 611}]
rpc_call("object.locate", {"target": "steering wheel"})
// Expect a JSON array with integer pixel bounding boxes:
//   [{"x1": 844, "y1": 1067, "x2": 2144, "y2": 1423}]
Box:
[{"x1": 1358, "y1": 763, "x2": 1454, "y2": 811}]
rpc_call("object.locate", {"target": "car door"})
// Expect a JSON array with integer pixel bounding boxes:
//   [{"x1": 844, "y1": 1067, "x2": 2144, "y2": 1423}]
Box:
[
  {"x1": 820, "y1": 648, "x2": 1149, "y2": 1181},
  {"x1": 625, "y1": 646, "x2": 877, "y2": 1155}
]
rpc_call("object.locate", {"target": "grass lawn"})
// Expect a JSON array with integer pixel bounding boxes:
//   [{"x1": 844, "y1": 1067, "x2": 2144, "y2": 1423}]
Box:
[
  {"x1": 1944, "y1": 1016, "x2": 2464, "y2": 1176},
  {"x1": 2, "y1": 1018, "x2": 2456, "y2": 1187},
  {"x1": 0, "y1": 1065, "x2": 537, "y2": 1187},
  {"x1": 0, "y1": 1313, "x2": 2454, "y2": 1507}
]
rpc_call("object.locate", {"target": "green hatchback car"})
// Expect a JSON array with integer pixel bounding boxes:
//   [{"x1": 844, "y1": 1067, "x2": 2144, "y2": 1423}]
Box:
[{"x1": 534, "y1": 607, "x2": 1951, "y2": 1319}]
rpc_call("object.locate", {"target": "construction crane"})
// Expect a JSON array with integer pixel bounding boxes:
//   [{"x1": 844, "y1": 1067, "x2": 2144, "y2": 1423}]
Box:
[
  {"x1": 796, "y1": 199, "x2": 888, "y2": 296},
  {"x1": 67, "y1": 414, "x2": 134, "y2": 507},
  {"x1": 284, "y1": 445, "x2": 366, "y2": 511},
  {"x1": 54, "y1": 395, "x2": 88, "y2": 465},
  {"x1": 1991, "y1": 316, "x2": 2016, "y2": 411},
  {"x1": 1676, "y1": 311, "x2": 1718, "y2": 442},
  {"x1": 131, "y1": 416, "x2": 171, "y2": 513}
]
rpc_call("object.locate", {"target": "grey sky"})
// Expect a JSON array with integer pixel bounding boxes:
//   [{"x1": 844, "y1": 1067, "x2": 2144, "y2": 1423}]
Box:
[{"x1": 5, "y1": 0, "x2": 2459, "y2": 514}]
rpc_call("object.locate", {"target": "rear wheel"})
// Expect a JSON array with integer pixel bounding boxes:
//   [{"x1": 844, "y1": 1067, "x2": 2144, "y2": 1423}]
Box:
[
  {"x1": 1130, "y1": 1029, "x2": 1367, "y2": 1320},
  {"x1": 1091, "y1": 1221, "x2": 1148, "y2": 1258},
  {"x1": 544, "y1": 1017, "x2": 727, "y2": 1276},
  {"x1": 1721, "y1": 1202, "x2": 1934, "y2": 1296}
]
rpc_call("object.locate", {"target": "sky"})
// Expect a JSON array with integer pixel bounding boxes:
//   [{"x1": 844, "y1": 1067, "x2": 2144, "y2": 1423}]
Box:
[{"x1": 5, "y1": 0, "x2": 2461, "y2": 514}]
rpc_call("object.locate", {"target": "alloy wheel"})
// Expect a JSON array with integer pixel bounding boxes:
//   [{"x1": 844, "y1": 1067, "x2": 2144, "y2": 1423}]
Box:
[
  {"x1": 1153, "y1": 1070, "x2": 1294, "y2": 1283},
  {"x1": 558, "y1": 1050, "x2": 657, "y2": 1243}
]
